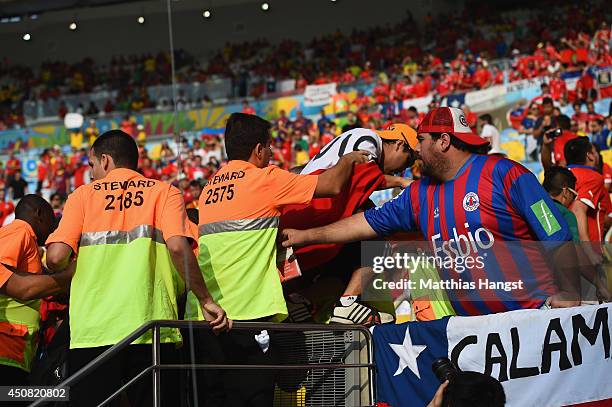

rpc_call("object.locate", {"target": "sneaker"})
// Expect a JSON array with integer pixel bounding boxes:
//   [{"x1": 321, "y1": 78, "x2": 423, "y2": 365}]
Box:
[
  {"x1": 286, "y1": 293, "x2": 314, "y2": 323},
  {"x1": 330, "y1": 296, "x2": 395, "y2": 326}
]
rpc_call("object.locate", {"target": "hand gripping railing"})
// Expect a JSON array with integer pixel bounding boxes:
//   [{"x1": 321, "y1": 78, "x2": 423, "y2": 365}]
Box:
[{"x1": 29, "y1": 320, "x2": 376, "y2": 407}]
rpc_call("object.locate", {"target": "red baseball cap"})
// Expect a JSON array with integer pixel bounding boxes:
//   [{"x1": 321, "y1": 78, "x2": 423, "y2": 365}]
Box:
[{"x1": 417, "y1": 107, "x2": 489, "y2": 146}]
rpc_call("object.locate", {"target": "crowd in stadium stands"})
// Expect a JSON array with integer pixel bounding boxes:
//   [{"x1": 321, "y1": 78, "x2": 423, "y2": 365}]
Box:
[
  {"x1": 0, "y1": 0, "x2": 611, "y2": 130},
  {"x1": 0, "y1": 0, "x2": 611, "y2": 224}
]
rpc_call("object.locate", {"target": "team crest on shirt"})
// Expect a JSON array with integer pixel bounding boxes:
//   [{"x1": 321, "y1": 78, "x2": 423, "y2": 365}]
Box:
[
  {"x1": 459, "y1": 114, "x2": 468, "y2": 127},
  {"x1": 433, "y1": 208, "x2": 439, "y2": 218},
  {"x1": 462, "y1": 192, "x2": 480, "y2": 212}
]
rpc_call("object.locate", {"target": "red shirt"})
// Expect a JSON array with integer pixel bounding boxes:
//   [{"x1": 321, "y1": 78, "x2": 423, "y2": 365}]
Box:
[
  {"x1": 73, "y1": 165, "x2": 88, "y2": 189},
  {"x1": 6, "y1": 159, "x2": 21, "y2": 177},
  {"x1": 550, "y1": 78, "x2": 567, "y2": 101},
  {"x1": 321, "y1": 133, "x2": 334, "y2": 147},
  {"x1": 280, "y1": 162, "x2": 386, "y2": 270},
  {"x1": 473, "y1": 68, "x2": 492, "y2": 89},
  {"x1": 569, "y1": 165, "x2": 612, "y2": 242},
  {"x1": 0, "y1": 201, "x2": 15, "y2": 226},
  {"x1": 141, "y1": 167, "x2": 160, "y2": 180},
  {"x1": 188, "y1": 166, "x2": 209, "y2": 180},
  {"x1": 38, "y1": 160, "x2": 50, "y2": 182}
]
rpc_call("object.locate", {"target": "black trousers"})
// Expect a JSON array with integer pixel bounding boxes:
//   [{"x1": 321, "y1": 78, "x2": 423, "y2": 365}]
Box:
[
  {"x1": 186, "y1": 327, "x2": 278, "y2": 407},
  {"x1": 68, "y1": 344, "x2": 180, "y2": 407}
]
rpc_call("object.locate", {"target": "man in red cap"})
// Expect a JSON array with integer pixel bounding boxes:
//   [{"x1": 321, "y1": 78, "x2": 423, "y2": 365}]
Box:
[{"x1": 282, "y1": 107, "x2": 582, "y2": 317}]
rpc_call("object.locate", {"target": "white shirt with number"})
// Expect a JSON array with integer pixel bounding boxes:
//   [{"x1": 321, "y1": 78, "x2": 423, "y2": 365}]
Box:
[{"x1": 300, "y1": 128, "x2": 382, "y2": 174}]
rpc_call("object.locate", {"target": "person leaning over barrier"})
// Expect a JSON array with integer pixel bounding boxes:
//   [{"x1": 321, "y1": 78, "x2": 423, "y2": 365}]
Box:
[
  {"x1": 283, "y1": 107, "x2": 582, "y2": 316},
  {"x1": 45, "y1": 130, "x2": 229, "y2": 407},
  {"x1": 195, "y1": 112, "x2": 369, "y2": 407}
]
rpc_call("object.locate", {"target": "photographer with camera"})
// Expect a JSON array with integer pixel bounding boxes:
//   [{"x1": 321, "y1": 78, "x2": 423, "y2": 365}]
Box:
[
  {"x1": 541, "y1": 114, "x2": 578, "y2": 169},
  {"x1": 427, "y1": 358, "x2": 506, "y2": 407}
]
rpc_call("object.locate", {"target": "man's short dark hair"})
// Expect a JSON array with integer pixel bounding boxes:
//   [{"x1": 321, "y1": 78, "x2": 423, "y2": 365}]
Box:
[
  {"x1": 224, "y1": 113, "x2": 271, "y2": 161},
  {"x1": 15, "y1": 194, "x2": 53, "y2": 221},
  {"x1": 556, "y1": 114, "x2": 571, "y2": 130},
  {"x1": 543, "y1": 166, "x2": 577, "y2": 196},
  {"x1": 91, "y1": 130, "x2": 138, "y2": 170},
  {"x1": 542, "y1": 97, "x2": 554, "y2": 106},
  {"x1": 443, "y1": 371, "x2": 506, "y2": 407},
  {"x1": 189, "y1": 180, "x2": 202, "y2": 188},
  {"x1": 430, "y1": 132, "x2": 482, "y2": 154},
  {"x1": 479, "y1": 114, "x2": 493, "y2": 124},
  {"x1": 564, "y1": 136, "x2": 592, "y2": 165}
]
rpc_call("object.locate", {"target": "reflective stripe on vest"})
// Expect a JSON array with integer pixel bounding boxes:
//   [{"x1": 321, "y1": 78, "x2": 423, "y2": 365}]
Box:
[
  {"x1": 80, "y1": 225, "x2": 165, "y2": 247},
  {"x1": 199, "y1": 216, "x2": 279, "y2": 236}
]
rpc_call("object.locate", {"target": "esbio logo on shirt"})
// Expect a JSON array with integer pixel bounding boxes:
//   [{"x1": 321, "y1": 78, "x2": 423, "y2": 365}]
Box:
[{"x1": 431, "y1": 223, "x2": 495, "y2": 258}]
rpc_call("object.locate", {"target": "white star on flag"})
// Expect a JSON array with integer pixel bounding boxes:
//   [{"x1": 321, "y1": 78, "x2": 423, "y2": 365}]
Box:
[{"x1": 389, "y1": 326, "x2": 427, "y2": 378}]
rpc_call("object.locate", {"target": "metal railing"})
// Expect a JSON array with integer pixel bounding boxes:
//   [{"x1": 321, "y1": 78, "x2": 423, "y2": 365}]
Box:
[{"x1": 30, "y1": 320, "x2": 376, "y2": 407}]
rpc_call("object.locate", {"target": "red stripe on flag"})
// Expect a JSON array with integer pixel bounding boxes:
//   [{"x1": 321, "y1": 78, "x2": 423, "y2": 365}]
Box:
[
  {"x1": 566, "y1": 399, "x2": 612, "y2": 407},
  {"x1": 600, "y1": 86, "x2": 612, "y2": 99}
]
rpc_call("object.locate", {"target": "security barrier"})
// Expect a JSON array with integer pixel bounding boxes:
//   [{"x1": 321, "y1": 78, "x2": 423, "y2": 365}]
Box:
[{"x1": 29, "y1": 320, "x2": 375, "y2": 407}]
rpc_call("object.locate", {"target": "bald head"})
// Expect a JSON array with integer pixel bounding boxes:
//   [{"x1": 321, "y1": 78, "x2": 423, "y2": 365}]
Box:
[{"x1": 15, "y1": 194, "x2": 56, "y2": 243}]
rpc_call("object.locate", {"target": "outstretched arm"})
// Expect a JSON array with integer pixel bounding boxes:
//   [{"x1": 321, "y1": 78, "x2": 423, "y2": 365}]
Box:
[
  {"x1": 282, "y1": 213, "x2": 378, "y2": 247},
  {"x1": 0, "y1": 262, "x2": 74, "y2": 301}
]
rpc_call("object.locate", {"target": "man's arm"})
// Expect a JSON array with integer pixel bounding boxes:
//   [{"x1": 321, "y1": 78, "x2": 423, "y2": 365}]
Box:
[
  {"x1": 540, "y1": 133, "x2": 554, "y2": 171},
  {"x1": 282, "y1": 213, "x2": 379, "y2": 247},
  {"x1": 166, "y1": 235, "x2": 230, "y2": 333},
  {"x1": 314, "y1": 151, "x2": 369, "y2": 197},
  {"x1": 46, "y1": 243, "x2": 73, "y2": 272},
  {"x1": 571, "y1": 201, "x2": 592, "y2": 242},
  {"x1": 0, "y1": 263, "x2": 74, "y2": 301},
  {"x1": 549, "y1": 242, "x2": 581, "y2": 307},
  {"x1": 383, "y1": 175, "x2": 411, "y2": 189}
]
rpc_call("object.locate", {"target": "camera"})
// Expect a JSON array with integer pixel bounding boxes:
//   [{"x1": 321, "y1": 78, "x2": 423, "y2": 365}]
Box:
[
  {"x1": 432, "y1": 357, "x2": 459, "y2": 382},
  {"x1": 547, "y1": 128, "x2": 563, "y2": 139}
]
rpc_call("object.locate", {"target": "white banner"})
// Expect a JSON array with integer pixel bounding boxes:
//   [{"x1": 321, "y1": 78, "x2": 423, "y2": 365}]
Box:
[
  {"x1": 465, "y1": 85, "x2": 507, "y2": 107},
  {"x1": 303, "y1": 83, "x2": 337, "y2": 107},
  {"x1": 447, "y1": 304, "x2": 612, "y2": 407},
  {"x1": 505, "y1": 77, "x2": 548, "y2": 93},
  {"x1": 277, "y1": 79, "x2": 296, "y2": 93},
  {"x1": 401, "y1": 95, "x2": 433, "y2": 113}
]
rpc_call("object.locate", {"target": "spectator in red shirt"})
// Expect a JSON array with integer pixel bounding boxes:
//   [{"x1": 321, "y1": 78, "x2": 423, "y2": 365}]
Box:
[
  {"x1": 140, "y1": 157, "x2": 160, "y2": 180},
  {"x1": 5, "y1": 153, "x2": 21, "y2": 181},
  {"x1": 572, "y1": 101, "x2": 589, "y2": 125},
  {"x1": 473, "y1": 61, "x2": 492, "y2": 89},
  {"x1": 461, "y1": 104, "x2": 479, "y2": 133},
  {"x1": 565, "y1": 137, "x2": 612, "y2": 251},
  {"x1": 541, "y1": 115, "x2": 578, "y2": 168},
  {"x1": 188, "y1": 156, "x2": 209, "y2": 181},
  {"x1": 120, "y1": 115, "x2": 136, "y2": 138},
  {"x1": 549, "y1": 72, "x2": 567, "y2": 101},
  {"x1": 36, "y1": 151, "x2": 51, "y2": 194},
  {"x1": 72, "y1": 159, "x2": 89, "y2": 189},
  {"x1": 586, "y1": 101, "x2": 604, "y2": 123},
  {"x1": 241, "y1": 100, "x2": 256, "y2": 115},
  {"x1": 50, "y1": 193, "x2": 65, "y2": 219},
  {"x1": 187, "y1": 180, "x2": 203, "y2": 209},
  {"x1": 0, "y1": 185, "x2": 14, "y2": 226}
]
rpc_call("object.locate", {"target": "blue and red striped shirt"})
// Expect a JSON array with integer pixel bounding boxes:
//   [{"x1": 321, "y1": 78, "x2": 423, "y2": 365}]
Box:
[{"x1": 364, "y1": 154, "x2": 572, "y2": 316}]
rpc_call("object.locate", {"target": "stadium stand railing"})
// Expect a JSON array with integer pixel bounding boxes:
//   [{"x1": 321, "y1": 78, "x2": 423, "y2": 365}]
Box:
[{"x1": 29, "y1": 320, "x2": 376, "y2": 407}]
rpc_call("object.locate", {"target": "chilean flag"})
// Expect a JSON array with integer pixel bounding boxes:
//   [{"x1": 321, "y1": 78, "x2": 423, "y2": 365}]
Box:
[
  {"x1": 280, "y1": 161, "x2": 386, "y2": 271},
  {"x1": 373, "y1": 304, "x2": 612, "y2": 407}
]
